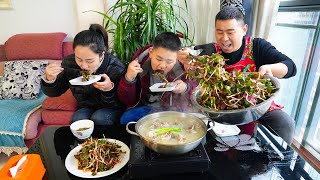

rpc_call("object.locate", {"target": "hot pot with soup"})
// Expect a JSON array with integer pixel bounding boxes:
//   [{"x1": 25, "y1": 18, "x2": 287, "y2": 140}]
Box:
[{"x1": 126, "y1": 111, "x2": 209, "y2": 155}]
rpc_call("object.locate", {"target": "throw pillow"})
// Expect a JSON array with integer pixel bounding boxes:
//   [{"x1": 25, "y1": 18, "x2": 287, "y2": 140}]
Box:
[{"x1": 0, "y1": 60, "x2": 47, "y2": 99}]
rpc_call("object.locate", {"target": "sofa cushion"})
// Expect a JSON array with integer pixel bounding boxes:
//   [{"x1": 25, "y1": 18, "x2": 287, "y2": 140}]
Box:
[
  {"x1": 42, "y1": 110, "x2": 73, "y2": 125},
  {"x1": 62, "y1": 42, "x2": 74, "y2": 58},
  {"x1": 0, "y1": 60, "x2": 47, "y2": 99},
  {"x1": 42, "y1": 89, "x2": 77, "y2": 111},
  {"x1": 5, "y1": 33, "x2": 67, "y2": 60}
]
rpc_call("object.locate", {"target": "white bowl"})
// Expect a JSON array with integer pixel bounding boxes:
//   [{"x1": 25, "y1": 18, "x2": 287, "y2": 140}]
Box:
[{"x1": 70, "y1": 120, "x2": 94, "y2": 139}]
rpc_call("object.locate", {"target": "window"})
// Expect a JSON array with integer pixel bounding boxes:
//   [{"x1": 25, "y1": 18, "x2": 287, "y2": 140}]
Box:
[{"x1": 268, "y1": 0, "x2": 320, "y2": 177}]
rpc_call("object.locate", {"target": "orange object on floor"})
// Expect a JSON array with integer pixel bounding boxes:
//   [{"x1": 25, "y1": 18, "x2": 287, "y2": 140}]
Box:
[{"x1": 0, "y1": 154, "x2": 45, "y2": 180}]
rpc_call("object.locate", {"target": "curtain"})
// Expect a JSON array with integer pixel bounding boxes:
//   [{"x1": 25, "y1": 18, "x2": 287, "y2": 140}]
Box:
[
  {"x1": 184, "y1": 0, "x2": 221, "y2": 45},
  {"x1": 185, "y1": 0, "x2": 280, "y2": 45},
  {"x1": 251, "y1": 0, "x2": 280, "y2": 39}
]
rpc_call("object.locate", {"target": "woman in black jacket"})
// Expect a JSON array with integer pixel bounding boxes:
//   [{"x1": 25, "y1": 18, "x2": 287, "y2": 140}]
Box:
[{"x1": 41, "y1": 24, "x2": 126, "y2": 125}]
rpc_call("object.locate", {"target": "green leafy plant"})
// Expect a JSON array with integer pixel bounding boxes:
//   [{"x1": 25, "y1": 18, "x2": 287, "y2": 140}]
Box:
[{"x1": 90, "y1": 0, "x2": 194, "y2": 65}]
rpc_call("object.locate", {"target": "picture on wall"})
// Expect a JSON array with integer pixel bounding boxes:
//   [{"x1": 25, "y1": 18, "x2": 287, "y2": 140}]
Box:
[{"x1": 0, "y1": 0, "x2": 12, "y2": 9}]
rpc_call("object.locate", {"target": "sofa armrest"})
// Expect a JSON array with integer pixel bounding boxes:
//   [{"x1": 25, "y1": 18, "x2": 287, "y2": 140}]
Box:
[{"x1": 25, "y1": 107, "x2": 44, "y2": 139}]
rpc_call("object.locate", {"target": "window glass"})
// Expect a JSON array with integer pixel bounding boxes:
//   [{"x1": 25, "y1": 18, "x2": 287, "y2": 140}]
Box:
[
  {"x1": 269, "y1": 20, "x2": 316, "y2": 117},
  {"x1": 305, "y1": 62, "x2": 320, "y2": 152},
  {"x1": 268, "y1": 10, "x2": 320, "y2": 155},
  {"x1": 277, "y1": 11, "x2": 319, "y2": 25}
]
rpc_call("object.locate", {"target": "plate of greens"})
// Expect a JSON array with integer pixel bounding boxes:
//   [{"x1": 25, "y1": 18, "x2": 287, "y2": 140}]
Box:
[
  {"x1": 69, "y1": 75, "x2": 101, "y2": 86},
  {"x1": 149, "y1": 82, "x2": 176, "y2": 92},
  {"x1": 65, "y1": 138, "x2": 130, "y2": 178}
]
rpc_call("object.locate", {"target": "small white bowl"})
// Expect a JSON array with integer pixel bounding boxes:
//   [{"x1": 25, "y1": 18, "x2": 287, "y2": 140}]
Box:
[{"x1": 70, "y1": 120, "x2": 94, "y2": 139}]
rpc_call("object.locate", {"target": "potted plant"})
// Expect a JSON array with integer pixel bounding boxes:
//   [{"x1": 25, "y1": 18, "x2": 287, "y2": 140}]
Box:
[{"x1": 91, "y1": 0, "x2": 194, "y2": 65}]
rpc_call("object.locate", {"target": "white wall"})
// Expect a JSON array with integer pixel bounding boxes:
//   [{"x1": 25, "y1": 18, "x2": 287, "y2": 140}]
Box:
[
  {"x1": 0, "y1": 0, "x2": 219, "y2": 45},
  {"x1": 0, "y1": 0, "x2": 91, "y2": 44},
  {"x1": 75, "y1": 0, "x2": 106, "y2": 32}
]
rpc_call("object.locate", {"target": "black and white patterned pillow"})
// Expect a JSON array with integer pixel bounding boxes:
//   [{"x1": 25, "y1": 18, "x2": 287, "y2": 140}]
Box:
[{"x1": 0, "y1": 60, "x2": 47, "y2": 99}]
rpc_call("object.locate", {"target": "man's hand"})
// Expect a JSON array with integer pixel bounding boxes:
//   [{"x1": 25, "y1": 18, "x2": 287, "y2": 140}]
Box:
[
  {"x1": 177, "y1": 48, "x2": 193, "y2": 70},
  {"x1": 93, "y1": 74, "x2": 114, "y2": 91},
  {"x1": 172, "y1": 80, "x2": 187, "y2": 94},
  {"x1": 258, "y1": 63, "x2": 288, "y2": 78},
  {"x1": 258, "y1": 65, "x2": 273, "y2": 77},
  {"x1": 125, "y1": 59, "x2": 143, "y2": 81},
  {"x1": 44, "y1": 63, "x2": 64, "y2": 81}
]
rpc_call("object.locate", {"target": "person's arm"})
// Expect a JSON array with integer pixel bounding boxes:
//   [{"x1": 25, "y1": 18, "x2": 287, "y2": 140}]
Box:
[
  {"x1": 178, "y1": 43, "x2": 216, "y2": 70},
  {"x1": 118, "y1": 75, "x2": 140, "y2": 107},
  {"x1": 41, "y1": 55, "x2": 74, "y2": 97},
  {"x1": 253, "y1": 38, "x2": 297, "y2": 78},
  {"x1": 177, "y1": 48, "x2": 194, "y2": 66},
  {"x1": 258, "y1": 63, "x2": 288, "y2": 78},
  {"x1": 98, "y1": 55, "x2": 126, "y2": 108},
  {"x1": 117, "y1": 57, "x2": 142, "y2": 108}
]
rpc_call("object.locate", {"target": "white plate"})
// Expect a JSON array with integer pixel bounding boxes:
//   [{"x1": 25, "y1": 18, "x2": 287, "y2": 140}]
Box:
[
  {"x1": 209, "y1": 121, "x2": 241, "y2": 137},
  {"x1": 69, "y1": 75, "x2": 101, "y2": 86},
  {"x1": 149, "y1": 83, "x2": 176, "y2": 92},
  {"x1": 65, "y1": 139, "x2": 130, "y2": 178}
]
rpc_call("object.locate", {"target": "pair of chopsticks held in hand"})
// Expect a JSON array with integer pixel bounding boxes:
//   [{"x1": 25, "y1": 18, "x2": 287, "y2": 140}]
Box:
[{"x1": 180, "y1": 47, "x2": 200, "y2": 64}]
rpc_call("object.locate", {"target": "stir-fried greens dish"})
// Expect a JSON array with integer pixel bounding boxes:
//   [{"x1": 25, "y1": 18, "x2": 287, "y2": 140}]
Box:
[
  {"x1": 187, "y1": 54, "x2": 277, "y2": 110},
  {"x1": 74, "y1": 138, "x2": 126, "y2": 176},
  {"x1": 152, "y1": 70, "x2": 174, "y2": 88},
  {"x1": 80, "y1": 70, "x2": 92, "y2": 82}
]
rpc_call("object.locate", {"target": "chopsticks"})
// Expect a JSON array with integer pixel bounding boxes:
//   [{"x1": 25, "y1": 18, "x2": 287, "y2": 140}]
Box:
[
  {"x1": 173, "y1": 72, "x2": 186, "y2": 82},
  {"x1": 62, "y1": 66, "x2": 80, "y2": 72}
]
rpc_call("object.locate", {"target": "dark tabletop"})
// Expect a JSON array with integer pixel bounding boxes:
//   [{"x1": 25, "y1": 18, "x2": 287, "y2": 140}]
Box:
[{"x1": 27, "y1": 124, "x2": 312, "y2": 180}]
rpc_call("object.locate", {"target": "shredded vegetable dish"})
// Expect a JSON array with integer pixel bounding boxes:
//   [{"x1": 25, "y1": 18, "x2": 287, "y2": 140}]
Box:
[
  {"x1": 152, "y1": 70, "x2": 174, "y2": 88},
  {"x1": 74, "y1": 138, "x2": 126, "y2": 176},
  {"x1": 186, "y1": 54, "x2": 277, "y2": 110},
  {"x1": 80, "y1": 70, "x2": 92, "y2": 82}
]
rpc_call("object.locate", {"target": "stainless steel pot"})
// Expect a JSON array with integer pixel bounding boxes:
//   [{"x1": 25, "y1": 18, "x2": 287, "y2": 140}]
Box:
[
  {"x1": 126, "y1": 111, "x2": 210, "y2": 155},
  {"x1": 191, "y1": 75, "x2": 280, "y2": 125}
]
